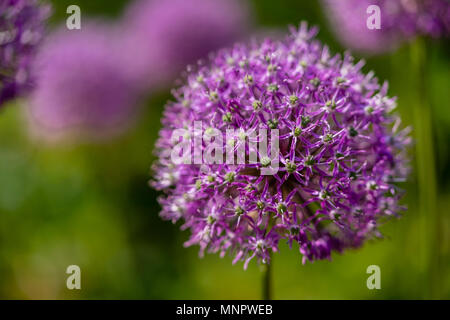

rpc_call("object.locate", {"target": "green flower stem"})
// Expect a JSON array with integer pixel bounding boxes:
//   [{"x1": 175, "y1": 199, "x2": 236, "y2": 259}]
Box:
[
  {"x1": 262, "y1": 254, "x2": 272, "y2": 300},
  {"x1": 410, "y1": 38, "x2": 438, "y2": 298}
]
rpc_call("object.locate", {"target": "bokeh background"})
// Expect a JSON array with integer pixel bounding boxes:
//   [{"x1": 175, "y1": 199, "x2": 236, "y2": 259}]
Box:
[{"x1": 0, "y1": 0, "x2": 449, "y2": 299}]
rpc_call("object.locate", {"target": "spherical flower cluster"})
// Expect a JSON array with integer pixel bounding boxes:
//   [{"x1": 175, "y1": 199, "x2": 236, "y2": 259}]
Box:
[
  {"x1": 322, "y1": 0, "x2": 450, "y2": 54},
  {"x1": 28, "y1": 24, "x2": 139, "y2": 142},
  {"x1": 0, "y1": 0, "x2": 51, "y2": 107},
  {"x1": 122, "y1": 0, "x2": 250, "y2": 88},
  {"x1": 152, "y1": 23, "x2": 411, "y2": 268}
]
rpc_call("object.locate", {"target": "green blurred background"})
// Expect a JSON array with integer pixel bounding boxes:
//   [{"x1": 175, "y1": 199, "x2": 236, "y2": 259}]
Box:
[{"x1": 0, "y1": 0, "x2": 449, "y2": 299}]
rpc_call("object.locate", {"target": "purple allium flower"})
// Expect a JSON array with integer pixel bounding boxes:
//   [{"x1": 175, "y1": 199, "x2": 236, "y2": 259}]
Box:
[
  {"x1": 121, "y1": 0, "x2": 250, "y2": 88},
  {"x1": 322, "y1": 0, "x2": 450, "y2": 54},
  {"x1": 28, "y1": 24, "x2": 140, "y2": 142},
  {"x1": 152, "y1": 22, "x2": 411, "y2": 268},
  {"x1": 0, "y1": 0, "x2": 51, "y2": 107}
]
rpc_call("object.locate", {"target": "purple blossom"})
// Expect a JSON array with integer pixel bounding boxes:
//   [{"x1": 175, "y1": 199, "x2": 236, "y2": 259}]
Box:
[
  {"x1": 0, "y1": 0, "x2": 51, "y2": 107},
  {"x1": 151, "y1": 22, "x2": 411, "y2": 268},
  {"x1": 322, "y1": 0, "x2": 450, "y2": 54},
  {"x1": 28, "y1": 24, "x2": 140, "y2": 142},
  {"x1": 121, "y1": 0, "x2": 250, "y2": 89}
]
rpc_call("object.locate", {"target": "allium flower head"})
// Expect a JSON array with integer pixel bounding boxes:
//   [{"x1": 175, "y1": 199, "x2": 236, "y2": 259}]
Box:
[
  {"x1": 152, "y1": 23, "x2": 411, "y2": 268},
  {"x1": 122, "y1": 0, "x2": 250, "y2": 88},
  {"x1": 323, "y1": 0, "x2": 450, "y2": 54},
  {"x1": 0, "y1": 0, "x2": 51, "y2": 107},
  {"x1": 28, "y1": 24, "x2": 140, "y2": 142}
]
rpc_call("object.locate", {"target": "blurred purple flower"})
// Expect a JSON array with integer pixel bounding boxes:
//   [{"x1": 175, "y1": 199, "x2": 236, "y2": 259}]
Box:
[
  {"x1": 28, "y1": 24, "x2": 140, "y2": 142},
  {"x1": 151, "y1": 23, "x2": 411, "y2": 268},
  {"x1": 0, "y1": 0, "x2": 51, "y2": 107},
  {"x1": 322, "y1": 0, "x2": 450, "y2": 54},
  {"x1": 121, "y1": 0, "x2": 250, "y2": 89}
]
